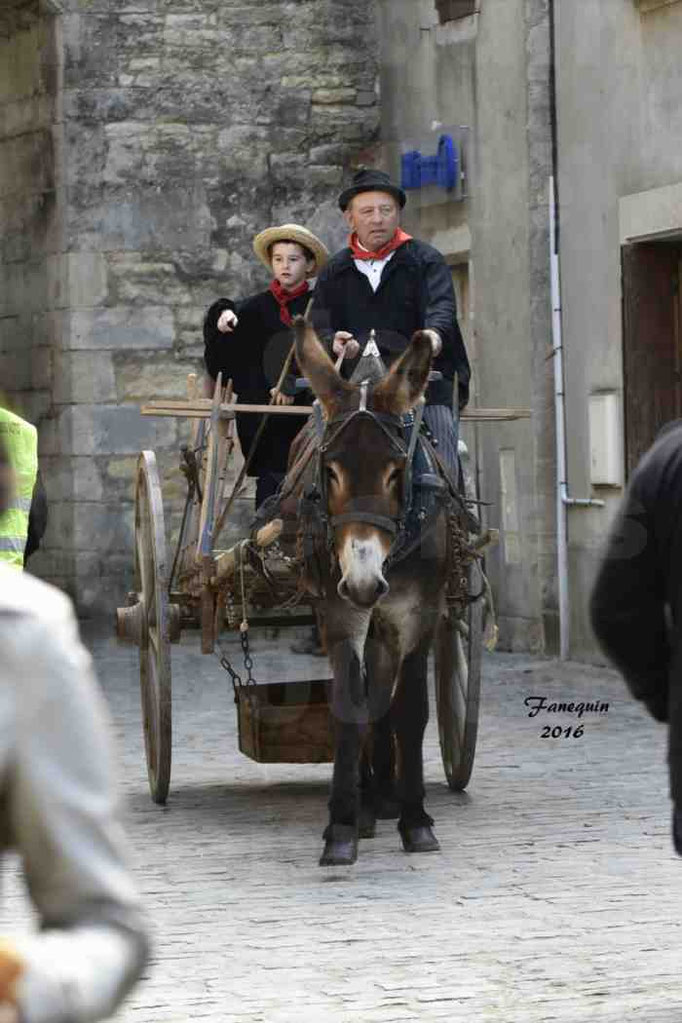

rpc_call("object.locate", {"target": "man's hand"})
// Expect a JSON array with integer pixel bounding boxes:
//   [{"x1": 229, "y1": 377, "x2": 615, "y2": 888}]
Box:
[
  {"x1": 217, "y1": 309, "x2": 238, "y2": 334},
  {"x1": 332, "y1": 331, "x2": 360, "y2": 360},
  {"x1": 422, "y1": 329, "x2": 442, "y2": 357},
  {"x1": 270, "y1": 388, "x2": 294, "y2": 406}
]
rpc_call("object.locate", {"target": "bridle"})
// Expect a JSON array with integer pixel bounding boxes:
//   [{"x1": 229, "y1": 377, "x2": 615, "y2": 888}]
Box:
[{"x1": 300, "y1": 379, "x2": 426, "y2": 569}]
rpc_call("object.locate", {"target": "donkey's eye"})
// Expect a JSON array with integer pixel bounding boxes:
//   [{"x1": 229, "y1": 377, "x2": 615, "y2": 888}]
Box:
[
  {"x1": 326, "y1": 465, "x2": 339, "y2": 484},
  {"x1": 387, "y1": 468, "x2": 402, "y2": 487}
]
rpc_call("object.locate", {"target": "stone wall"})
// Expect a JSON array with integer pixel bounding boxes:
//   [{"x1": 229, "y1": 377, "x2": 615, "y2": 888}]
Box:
[
  {"x1": 1, "y1": 0, "x2": 379, "y2": 613},
  {"x1": 0, "y1": 3, "x2": 61, "y2": 428}
]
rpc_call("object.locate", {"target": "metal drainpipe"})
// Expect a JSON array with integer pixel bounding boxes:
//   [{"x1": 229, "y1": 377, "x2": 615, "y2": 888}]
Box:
[
  {"x1": 550, "y1": 178, "x2": 604, "y2": 662},
  {"x1": 548, "y1": 2, "x2": 603, "y2": 661}
]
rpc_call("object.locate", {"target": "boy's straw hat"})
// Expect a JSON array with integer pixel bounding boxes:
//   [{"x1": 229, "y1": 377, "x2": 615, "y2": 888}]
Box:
[{"x1": 253, "y1": 224, "x2": 329, "y2": 276}]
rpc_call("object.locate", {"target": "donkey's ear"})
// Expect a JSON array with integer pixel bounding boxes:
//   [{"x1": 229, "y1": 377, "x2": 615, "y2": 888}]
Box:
[
  {"x1": 293, "y1": 316, "x2": 351, "y2": 417},
  {"x1": 373, "y1": 330, "x2": 433, "y2": 414}
]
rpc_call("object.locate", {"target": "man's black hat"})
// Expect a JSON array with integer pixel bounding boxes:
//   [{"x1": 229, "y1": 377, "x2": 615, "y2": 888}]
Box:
[{"x1": 338, "y1": 168, "x2": 407, "y2": 211}]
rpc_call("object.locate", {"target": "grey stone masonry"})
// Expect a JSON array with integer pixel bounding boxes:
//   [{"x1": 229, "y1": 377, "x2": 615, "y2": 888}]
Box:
[{"x1": 1, "y1": 0, "x2": 380, "y2": 613}]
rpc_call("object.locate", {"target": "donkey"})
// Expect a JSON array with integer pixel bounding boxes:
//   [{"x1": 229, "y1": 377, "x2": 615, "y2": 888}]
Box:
[{"x1": 291, "y1": 317, "x2": 453, "y2": 866}]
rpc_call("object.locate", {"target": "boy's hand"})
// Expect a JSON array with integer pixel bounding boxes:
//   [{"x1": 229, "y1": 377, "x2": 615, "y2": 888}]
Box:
[{"x1": 217, "y1": 309, "x2": 238, "y2": 333}]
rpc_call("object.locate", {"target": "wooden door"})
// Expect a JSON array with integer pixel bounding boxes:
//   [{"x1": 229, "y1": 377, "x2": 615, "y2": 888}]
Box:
[{"x1": 622, "y1": 242, "x2": 682, "y2": 477}]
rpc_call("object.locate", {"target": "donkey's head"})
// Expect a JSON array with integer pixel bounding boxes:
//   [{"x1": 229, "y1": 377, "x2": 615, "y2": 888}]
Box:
[{"x1": 294, "y1": 319, "x2": 433, "y2": 609}]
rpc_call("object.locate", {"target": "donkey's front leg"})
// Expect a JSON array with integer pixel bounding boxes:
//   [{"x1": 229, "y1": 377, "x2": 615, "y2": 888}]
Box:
[
  {"x1": 394, "y1": 638, "x2": 440, "y2": 854},
  {"x1": 320, "y1": 606, "x2": 371, "y2": 867}
]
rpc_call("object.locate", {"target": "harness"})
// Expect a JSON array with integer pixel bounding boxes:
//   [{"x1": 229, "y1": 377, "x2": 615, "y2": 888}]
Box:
[{"x1": 295, "y1": 379, "x2": 455, "y2": 587}]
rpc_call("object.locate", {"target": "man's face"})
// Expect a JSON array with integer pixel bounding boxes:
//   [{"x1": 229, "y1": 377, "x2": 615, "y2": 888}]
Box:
[{"x1": 344, "y1": 191, "x2": 400, "y2": 251}]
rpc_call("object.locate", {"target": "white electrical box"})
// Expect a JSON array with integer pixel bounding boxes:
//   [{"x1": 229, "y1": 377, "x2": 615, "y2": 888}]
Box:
[{"x1": 588, "y1": 392, "x2": 623, "y2": 487}]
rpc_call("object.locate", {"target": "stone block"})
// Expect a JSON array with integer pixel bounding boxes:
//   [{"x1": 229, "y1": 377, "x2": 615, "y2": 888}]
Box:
[
  {"x1": 269, "y1": 152, "x2": 308, "y2": 186},
  {"x1": 114, "y1": 356, "x2": 203, "y2": 403},
  {"x1": 216, "y1": 125, "x2": 270, "y2": 175},
  {"x1": 40, "y1": 454, "x2": 105, "y2": 503},
  {"x1": 311, "y1": 104, "x2": 379, "y2": 143},
  {"x1": 309, "y1": 142, "x2": 352, "y2": 165},
  {"x1": 68, "y1": 306, "x2": 174, "y2": 350},
  {"x1": 312, "y1": 88, "x2": 357, "y2": 105},
  {"x1": 0, "y1": 315, "x2": 26, "y2": 351},
  {"x1": 68, "y1": 252, "x2": 110, "y2": 308},
  {"x1": 0, "y1": 352, "x2": 31, "y2": 392},
  {"x1": 70, "y1": 501, "x2": 134, "y2": 554},
  {"x1": 46, "y1": 254, "x2": 70, "y2": 310},
  {"x1": 308, "y1": 165, "x2": 344, "y2": 188},
  {"x1": 61, "y1": 403, "x2": 177, "y2": 457},
  {"x1": 211, "y1": 22, "x2": 282, "y2": 54},
  {"x1": 30, "y1": 347, "x2": 53, "y2": 391},
  {"x1": 53, "y1": 349, "x2": 117, "y2": 404},
  {"x1": 274, "y1": 89, "x2": 311, "y2": 129},
  {"x1": 101, "y1": 459, "x2": 137, "y2": 504},
  {"x1": 70, "y1": 186, "x2": 213, "y2": 253},
  {"x1": 107, "y1": 254, "x2": 193, "y2": 306}
]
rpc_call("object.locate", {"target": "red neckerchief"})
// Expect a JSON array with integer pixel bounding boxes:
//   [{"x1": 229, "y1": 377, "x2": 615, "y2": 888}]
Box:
[
  {"x1": 269, "y1": 278, "x2": 309, "y2": 326},
  {"x1": 348, "y1": 228, "x2": 413, "y2": 261}
]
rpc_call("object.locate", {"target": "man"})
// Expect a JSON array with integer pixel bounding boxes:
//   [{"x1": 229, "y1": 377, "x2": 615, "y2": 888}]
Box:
[
  {"x1": 311, "y1": 167, "x2": 471, "y2": 472},
  {"x1": 0, "y1": 438, "x2": 149, "y2": 1020},
  {"x1": 0, "y1": 407, "x2": 47, "y2": 570},
  {"x1": 590, "y1": 420, "x2": 682, "y2": 856}
]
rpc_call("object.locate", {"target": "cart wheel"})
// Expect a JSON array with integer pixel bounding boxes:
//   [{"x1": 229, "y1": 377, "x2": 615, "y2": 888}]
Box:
[
  {"x1": 434, "y1": 558, "x2": 483, "y2": 791},
  {"x1": 134, "y1": 451, "x2": 172, "y2": 805}
]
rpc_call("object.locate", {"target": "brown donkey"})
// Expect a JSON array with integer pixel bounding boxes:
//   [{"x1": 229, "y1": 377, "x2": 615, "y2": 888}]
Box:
[{"x1": 291, "y1": 318, "x2": 452, "y2": 866}]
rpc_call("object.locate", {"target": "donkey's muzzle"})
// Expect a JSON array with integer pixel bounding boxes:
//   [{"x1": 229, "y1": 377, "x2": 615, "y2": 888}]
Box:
[{"x1": 337, "y1": 574, "x2": 389, "y2": 609}]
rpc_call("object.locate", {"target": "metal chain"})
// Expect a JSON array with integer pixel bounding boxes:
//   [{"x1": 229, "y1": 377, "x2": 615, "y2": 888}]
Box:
[
  {"x1": 217, "y1": 627, "x2": 257, "y2": 701},
  {"x1": 216, "y1": 539, "x2": 258, "y2": 700}
]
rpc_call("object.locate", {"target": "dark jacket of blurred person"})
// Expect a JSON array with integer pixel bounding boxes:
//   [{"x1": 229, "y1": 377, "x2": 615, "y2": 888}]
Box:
[
  {"x1": 590, "y1": 419, "x2": 682, "y2": 855},
  {"x1": 0, "y1": 439, "x2": 149, "y2": 1020}
]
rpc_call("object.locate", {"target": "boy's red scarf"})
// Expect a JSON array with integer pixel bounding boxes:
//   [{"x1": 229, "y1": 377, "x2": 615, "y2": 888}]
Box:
[
  {"x1": 269, "y1": 279, "x2": 309, "y2": 326},
  {"x1": 349, "y1": 228, "x2": 412, "y2": 261}
]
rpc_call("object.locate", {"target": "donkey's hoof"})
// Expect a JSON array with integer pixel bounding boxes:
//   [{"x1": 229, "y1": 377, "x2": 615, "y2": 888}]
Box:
[
  {"x1": 319, "y1": 824, "x2": 358, "y2": 866},
  {"x1": 399, "y1": 823, "x2": 441, "y2": 854},
  {"x1": 359, "y1": 805, "x2": 376, "y2": 839}
]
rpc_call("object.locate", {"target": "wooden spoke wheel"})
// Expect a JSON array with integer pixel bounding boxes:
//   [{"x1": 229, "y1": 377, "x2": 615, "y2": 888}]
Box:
[
  {"x1": 434, "y1": 558, "x2": 484, "y2": 791},
  {"x1": 134, "y1": 451, "x2": 172, "y2": 804}
]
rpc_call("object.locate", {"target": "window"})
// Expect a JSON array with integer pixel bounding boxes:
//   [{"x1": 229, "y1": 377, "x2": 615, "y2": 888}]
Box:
[{"x1": 435, "y1": 0, "x2": 478, "y2": 23}]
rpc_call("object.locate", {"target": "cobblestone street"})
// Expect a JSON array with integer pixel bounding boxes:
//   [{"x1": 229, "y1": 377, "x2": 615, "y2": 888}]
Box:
[{"x1": 3, "y1": 626, "x2": 682, "y2": 1022}]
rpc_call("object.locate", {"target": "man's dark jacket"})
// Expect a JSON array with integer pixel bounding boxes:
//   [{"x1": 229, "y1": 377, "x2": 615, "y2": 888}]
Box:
[
  {"x1": 590, "y1": 421, "x2": 682, "y2": 802},
  {"x1": 311, "y1": 239, "x2": 471, "y2": 409}
]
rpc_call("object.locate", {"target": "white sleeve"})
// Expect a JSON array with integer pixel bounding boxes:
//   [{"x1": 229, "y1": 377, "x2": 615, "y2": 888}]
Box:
[{"x1": 7, "y1": 604, "x2": 148, "y2": 1022}]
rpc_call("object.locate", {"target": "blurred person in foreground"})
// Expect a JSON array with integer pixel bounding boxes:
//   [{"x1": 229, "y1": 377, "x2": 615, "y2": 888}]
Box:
[
  {"x1": 590, "y1": 420, "x2": 682, "y2": 857},
  {"x1": 0, "y1": 439, "x2": 149, "y2": 1020}
]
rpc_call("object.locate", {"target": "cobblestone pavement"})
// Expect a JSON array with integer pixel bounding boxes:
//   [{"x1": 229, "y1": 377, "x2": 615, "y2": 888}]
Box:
[{"x1": 3, "y1": 625, "x2": 682, "y2": 1022}]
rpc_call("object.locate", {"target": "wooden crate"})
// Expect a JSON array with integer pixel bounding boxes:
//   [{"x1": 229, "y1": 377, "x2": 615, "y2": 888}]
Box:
[{"x1": 236, "y1": 679, "x2": 334, "y2": 763}]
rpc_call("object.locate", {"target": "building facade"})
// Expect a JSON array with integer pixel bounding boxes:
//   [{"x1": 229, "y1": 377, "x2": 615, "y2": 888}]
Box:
[
  {"x1": 555, "y1": 0, "x2": 682, "y2": 658},
  {"x1": 377, "y1": 0, "x2": 557, "y2": 653},
  {"x1": 5, "y1": 0, "x2": 682, "y2": 660},
  {"x1": 0, "y1": 0, "x2": 380, "y2": 612}
]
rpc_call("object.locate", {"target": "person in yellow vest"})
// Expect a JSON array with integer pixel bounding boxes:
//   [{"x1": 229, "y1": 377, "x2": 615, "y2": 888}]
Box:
[{"x1": 0, "y1": 408, "x2": 46, "y2": 570}]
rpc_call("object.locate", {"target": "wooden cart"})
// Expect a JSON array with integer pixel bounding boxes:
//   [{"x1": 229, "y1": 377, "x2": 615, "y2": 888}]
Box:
[{"x1": 116, "y1": 375, "x2": 528, "y2": 805}]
